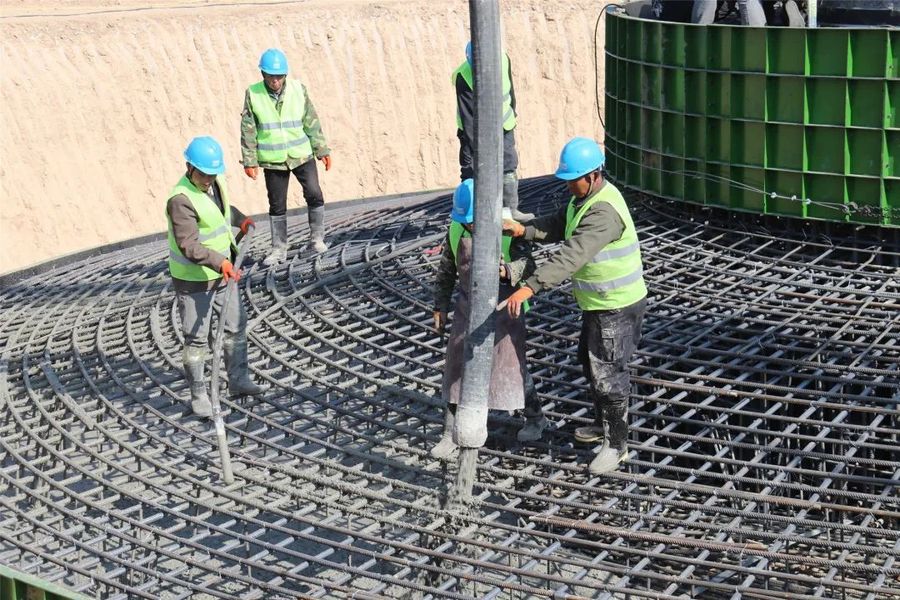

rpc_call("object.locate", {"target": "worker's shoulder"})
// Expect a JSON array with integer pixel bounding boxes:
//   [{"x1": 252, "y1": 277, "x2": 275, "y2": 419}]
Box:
[{"x1": 166, "y1": 192, "x2": 193, "y2": 214}]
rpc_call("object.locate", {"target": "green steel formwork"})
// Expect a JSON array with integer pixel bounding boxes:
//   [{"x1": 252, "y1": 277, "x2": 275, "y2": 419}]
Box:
[
  {"x1": 604, "y1": 7, "x2": 899, "y2": 226},
  {"x1": 0, "y1": 565, "x2": 93, "y2": 600}
]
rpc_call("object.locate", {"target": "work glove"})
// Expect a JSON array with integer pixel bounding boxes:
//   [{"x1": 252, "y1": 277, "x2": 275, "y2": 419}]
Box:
[
  {"x1": 506, "y1": 286, "x2": 533, "y2": 318},
  {"x1": 239, "y1": 217, "x2": 255, "y2": 235},
  {"x1": 502, "y1": 219, "x2": 525, "y2": 237},
  {"x1": 433, "y1": 310, "x2": 448, "y2": 336},
  {"x1": 244, "y1": 166, "x2": 258, "y2": 180},
  {"x1": 319, "y1": 155, "x2": 332, "y2": 171},
  {"x1": 220, "y1": 259, "x2": 241, "y2": 283}
]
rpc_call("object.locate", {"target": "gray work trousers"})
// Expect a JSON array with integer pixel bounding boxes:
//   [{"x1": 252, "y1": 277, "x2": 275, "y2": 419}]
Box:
[
  {"x1": 177, "y1": 286, "x2": 247, "y2": 350},
  {"x1": 578, "y1": 298, "x2": 647, "y2": 425}
]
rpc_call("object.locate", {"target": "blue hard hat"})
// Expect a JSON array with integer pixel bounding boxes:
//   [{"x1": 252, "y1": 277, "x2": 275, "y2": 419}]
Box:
[
  {"x1": 184, "y1": 136, "x2": 225, "y2": 175},
  {"x1": 259, "y1": 48, "x2": 288, "y2": 75},
  {"x1": 450, "y1": 178, "x2": 475, "y2": 224},
  {"x1": 555, "y1": 137, "x2": 605, "y2": 180},
  {"x1": 465, "y1": 41, "x2": 472, "y2": 65}
]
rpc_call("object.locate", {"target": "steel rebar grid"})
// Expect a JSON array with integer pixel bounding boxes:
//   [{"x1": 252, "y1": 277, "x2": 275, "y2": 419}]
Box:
[{"x1": 0, "y1": 177, "x2": 897, "y2": 599}]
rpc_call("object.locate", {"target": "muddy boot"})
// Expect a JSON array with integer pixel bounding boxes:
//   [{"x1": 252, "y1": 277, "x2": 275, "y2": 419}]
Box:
[
  {"x1": 223, "y1": 333, "x2": 268, "y2": 396},
  {"x1": 307, "y1": 206, "x2": 328, "y2": 253},
  {"x1": 430, "y1": 405, "x2": 459, "y2": 459},
  {"x1": 517, "y1": 377, "x2": 548, "y2": 442},
  {"x1": 503, "y1": 171, "x2": 534, "y2": 222},
  {"x1": 574, "y1": 424, "x2": 605, "y2": 443},
  {"x1": 182, "y1": 347, "x2": 212, "y2": 417},
  {"x1": 262, "y1": 215, "x2": 288, "y2": 266},
  {"x1": 589, "y1": 402, "x2": 628, "y2": 475}
]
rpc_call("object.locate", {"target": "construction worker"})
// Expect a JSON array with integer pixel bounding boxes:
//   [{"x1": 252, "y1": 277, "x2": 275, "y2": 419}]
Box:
[
  {"x1": 241, "y1": 48, "x2": 332, "y2": 265},
  {"x1": 431, "y1": 179, "x2": 549, "y2": 459},
  {"x1": 166, "y1": 136, "x2": 269, "y2": 417},
  {"x1": 503, "y1": 138, "x2": 647, "y2": 474},
  {"x1": 452, "y1": 42, "x2": 533, "y2": 222}
]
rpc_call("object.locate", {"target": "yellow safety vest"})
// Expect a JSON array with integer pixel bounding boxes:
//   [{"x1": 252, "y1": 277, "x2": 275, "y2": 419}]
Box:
[
  {"x1": 564, "y1": 183, "x2": 647, "y2": 311},
  {"x1": 451, "y1": 54, "x2": 516, "y2": 131},
  {"x1": 166, "y1": 175, "x2": 237, "y2": 281},
  {"x1": 248, "y1": 79, "x2": 313, "y2": 163}
]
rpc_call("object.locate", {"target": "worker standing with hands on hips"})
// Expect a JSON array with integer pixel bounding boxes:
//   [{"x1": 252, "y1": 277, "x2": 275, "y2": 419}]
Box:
[
  {"x1": 241, "y1": 48, "x2": 332, "y2": 265},
  {"x1": 430, "y1": 179, "x2": 549, "y2": 459},
  {"x1": 502, "y1": 138, "x2": 647, "y2": 474},
  {"x1": 166, "y1": 136, "x2": 269, "y2": 417},
  {"x1": 452, "y1": 42, "x2": 533, "y2": 222}
]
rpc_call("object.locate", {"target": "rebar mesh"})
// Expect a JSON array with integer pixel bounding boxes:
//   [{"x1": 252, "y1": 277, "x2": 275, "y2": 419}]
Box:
[{"x1": 0, "y1": 177, "x2": 897, "y2": 599}]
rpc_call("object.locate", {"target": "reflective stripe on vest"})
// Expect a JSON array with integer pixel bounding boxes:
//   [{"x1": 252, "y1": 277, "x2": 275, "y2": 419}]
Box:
[
  {"x1": 448, "y1": 222, "x2": 528, "y2": 312},
  {"x1": 564, "y1": 183, "x2": 647, "y2": 311},
  {"x1": 452, "y1": 53, "x2": 516, "y2": 132},
  {"x1": 248, "y1": 80, "x2": 313, "y2": 163},
  {"x1": 166, "y1": 175, "x2": 237, "y2": 282}
]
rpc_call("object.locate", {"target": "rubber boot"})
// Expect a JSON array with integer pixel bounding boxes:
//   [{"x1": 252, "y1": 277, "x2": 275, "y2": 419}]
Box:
[
  {"x1": 182, "y1": 347, "x2": 212, "y2": 417},
  {"x1": 262, "y1": 215, "x2": 288, "y2": 266},
  {"x1": 223, "y1": 333, "x2": 268, "y2": 396},
  {"x1": 589, "y1": 402, "x2": 628, "y2": 475},
  {"x1": 503, "y1": 172, "x2": 534, "y2": 222},
  {"x1": 517, "y1": 377, "x2": 548, "y2": 442},
  {"x1": 430, "y1": 405, "x2": 458, "y2": 459},
  {"x1": 307, "y1": 206, "x2": 328, "y2": 253}
]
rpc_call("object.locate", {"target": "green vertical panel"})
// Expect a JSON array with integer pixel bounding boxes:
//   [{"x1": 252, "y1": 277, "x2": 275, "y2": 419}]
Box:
[
  {"x1": 766, "y1": 123, "x2": 804, "y2": 171},
  {"x1": 766, "y1": 170, "x2": 805, "y2": 218},
  {"x1": 642, "y1": 64, "x2": 662, "y2": 108},
  {"x1": 731, "y1": 27, "x2": 766, "y2": 73},
  {"x1": 642, "y1": 108, "x2": 662, "y2": 152},
  {"x1": 707, "y1": 72, "x2": 731, "y2": 118},
  {"x1": 642, "y1": 151, "x2": 662, "y2": 194},
  {"x1": 605, "y1": 54, "x2": 618, "y2": 103},
  {"x1": 887, "y1": 80, "x2": 899, "y2": 128},
  {"x1": 684, "y1": 70, "x2": 707, "y2": 115},
  {"x1": 807, "y1": 78, "x2": 846, "y2": 126},
  {"x1": 708, "y1": 26, "x2": 732, "y2": 71},
  {"x1": 684, "y1": 158, "x2": 706, "y2": 203},
  {"x1": 606, "y1": 95, "x2": 618, "y2": 140},
  {"x1": 661, "y1": 67, "x2": 685, "y2": 112},
  {"x1": 730, "y1": 166, "x2": 766, "y2": 212},
  {"x1": 767, "y1": 76, "x2": 804, "y2": 123},
  {"x1": 661, "y1": 155, "x2": 684, "y2": 199},
  {"x1": 807, "y1": 29, "x2": 848, "y2": 76},
  {"x1": 625, "y1": 143, "x2": 642, "y2": 187},
  {"x1": 614, "y1": 11, "x2": 628, "y2": 57},
  {"x1": 847, "y1": 79, "x2": 884, "y2": 128},
  {"x1": 806, "y1": 127, "x2": 845, "y2": 174},
  {"x1": 708, "y1": 118, "x2": 731, "y2": 164},
  {"x1": 685, "y1": 115, "x2": 707, "y2": 160},
  {"x1": 661, "y1": 22, "x2": 685, "y2": 68},
  {"x1": 685, "y1": 26, "x2": 707, "y2": 70},
  {"x1": 732, "y1": 121, "x2": 765, "y2": 167},
  {"x1": 625, "y1": 103, "x2": 641, "y2": 146},
  {"x1": 732, "y1": 74, "x2": 765, "y2": 120},
  {"x1": 886, "y1": 131, "x2": 899, "y2": 177},
  {"x1": 806, "y1": 174, "x2": 848, "y2": 221},
  {"x1": 643, "y1": 21, "x2": 662, "y2": 64},
  {"x1": 847, "y1": 129, "x2": 882, "y2": 176},
  {"x1": 626, "y1": 18, "x2": 642, "y2": 60},
  {"x1": 662, "y1": 112, "x2": 685, "y2": 156},
  {"x1": 850, "y1": 30, "x2": 888, "y2": 78},
  {"x1": 767, "y1": 29, "x2": 805, "y2": 75},
  {"x1": 706, "y1": 163, "x2": 731, "y2": 207},
  {"x1": 626, "y1": 61, "x2": 641, "y2": 103},
  {"x1": 846, "y1": 176, "x2": 885, "y2": 225}
]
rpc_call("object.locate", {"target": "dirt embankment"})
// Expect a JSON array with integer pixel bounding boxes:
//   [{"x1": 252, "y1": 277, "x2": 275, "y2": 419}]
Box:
[{"x1": 0, "y1": 0, "x2": 605, "y2": 274}]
